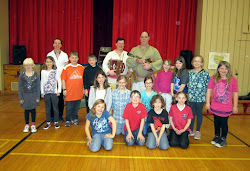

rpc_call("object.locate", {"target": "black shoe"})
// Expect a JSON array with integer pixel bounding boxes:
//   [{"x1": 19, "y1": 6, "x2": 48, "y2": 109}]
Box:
[
  {"x1": 55, "y1": 122, "x2": 60, "y2": 129},
  {"x1": 215, "y1": 137, "x2": 227, "y2": 148},
  {"x1": 211, "y1": 136, "x2": 220, "y2": 145},
  {"x1": 44, "y1": 123, "x2": 51, "y2": 130},
  {"x1": 59, "y1": 117, "x2": 64, "y2": 122}
]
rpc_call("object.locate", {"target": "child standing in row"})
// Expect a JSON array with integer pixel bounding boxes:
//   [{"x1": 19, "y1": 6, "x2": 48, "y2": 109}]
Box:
[
  {"x1": 18, "y1": 58, "x2": 40, "y2": 133},
  {"x1": 88, "y1": 70, "x2": 112, "y2": 112},
  {"x1": 41, "y1": 56, "x2": 61, "y2": 129},
  {"x1": 111, "y1": 75, "x2": 131, "y2": 135},
  {"x1": 171, "y1": 56, "x2": 189, "y2": 96},
  {"x1": 188, "y1": 56, "x2": 210, "y2": 139},
  {"x1": 141, "y1": 76, "x2": 157, "y2": 135},
  {"x1": 155, "y1": 59, "x2": 173, "y2": 112},
  {"x1": 168, "y1": 92, "x2": 193, "y2": 149},
  {"x1": 83, "y1": 54, "x2": 102, "y2": 113},
  {"x1": 61, "y1": 51, "x2": 84, "y2": 127},
  {"x1": 123, "y1": 90, "x2": 147, "y2": 146},
  {"x1": 85, "y1": 99, "x2": 117, "y2": 152},
  {"x1": 146, "y1": 95, "x2": 170, "y2": 150},
  {"x1": 206, "y1": 61, "x2": 238, "y2": 148}
]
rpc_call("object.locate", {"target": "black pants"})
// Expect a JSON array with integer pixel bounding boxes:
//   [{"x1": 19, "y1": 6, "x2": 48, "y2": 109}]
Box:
[
  {"x1": 85, "y1": 95, "x2": 90, "y2": 114},
  {"x1": 24, "y1": 109, "x2": 36, "y2": 124},
  {"x1": 169, "y1": 129, "x2": 189, "y2": 149},
  {"x1": 45, "y1": 94, "x2": 59, "y2": 122},
  {"x1": 65, "y1": 100, "x2": 81, "y2": 121},
  {"x1": 213, "y1": 114, "x2": 229, "y2": 138},
  {"x1": 51, "y1": 92, "x2": 64, "y2": 119}
]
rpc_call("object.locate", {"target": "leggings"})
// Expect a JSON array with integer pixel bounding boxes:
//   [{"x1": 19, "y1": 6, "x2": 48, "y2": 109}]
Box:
[
  {"x1": 189, "y1": 102, "x2": 204, "y2": 131},
  {"x1": 213, "y1": 114, "x2": 229, "y2": 138},
  {"x1": 24, "y1": 109, "x2": 36, "y2": 124}
]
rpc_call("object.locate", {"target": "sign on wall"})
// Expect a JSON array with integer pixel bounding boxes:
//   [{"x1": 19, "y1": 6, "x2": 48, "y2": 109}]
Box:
[{"x1": 208, "y1": 52, "x2": 230, "y2": 69}]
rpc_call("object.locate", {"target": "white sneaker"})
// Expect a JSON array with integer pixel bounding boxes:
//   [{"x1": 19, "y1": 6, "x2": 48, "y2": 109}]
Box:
[
  {"x1": 23, "y1": 125, "x2": 29, "y2": 133},
  {"x1": 31, "y1": 125, "x2": 37, "y2": 133}
]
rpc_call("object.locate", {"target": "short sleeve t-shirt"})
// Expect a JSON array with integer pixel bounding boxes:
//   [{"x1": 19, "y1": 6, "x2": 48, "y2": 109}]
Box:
[
  {"x1": 122, "y1": 103, "x2": 148, "y2": 132},
  {"x1": 61, "y1": 64, "x2": 84, "y2": 101},
  {"x1": 169, "y1": 104, "x2": 193, "y2": 131},
  {"x1": 171, "y1": 69, "x2": 189, "y2": 93},
  {"x1": 147, "y1": 109, "x2": 169, "y2": 133},
  {"x1": 207, "y1": 76, "x2": 238, "y2": 117},
  {"x1": 86, "y1": 110, "x2": 111, "y2": 135}
]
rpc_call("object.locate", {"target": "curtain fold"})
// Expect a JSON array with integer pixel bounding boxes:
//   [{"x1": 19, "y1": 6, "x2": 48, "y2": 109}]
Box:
[
  {"x1": 112, "y1": 0, "x2": 197, "y2": 62},
  {"x1": 9, "y1": 0, "x2": 93, "y2": 64}
]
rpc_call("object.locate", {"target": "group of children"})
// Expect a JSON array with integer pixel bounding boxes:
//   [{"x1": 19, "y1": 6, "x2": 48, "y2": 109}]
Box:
[{"x1": 18, "y1": 52, "x2": 238, "y2": 152}]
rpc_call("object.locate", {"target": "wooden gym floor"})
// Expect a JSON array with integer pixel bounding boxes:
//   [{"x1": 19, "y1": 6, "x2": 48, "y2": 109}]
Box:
[{"x1": 0, "y1": 94, "x2": 249, "y2": 170}]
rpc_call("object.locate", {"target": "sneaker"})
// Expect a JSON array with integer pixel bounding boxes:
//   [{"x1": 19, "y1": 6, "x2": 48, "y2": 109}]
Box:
[
  {"x1": 31, "y1": 125, "x2": 37, "y2": 133},
  {"x1": 65, "y1": 121, "x2": 71, "y2": 127},
  {"x1": 189, "y1": 130, "x2": 195, "y2": 136},
  {"x1": 23, "y1": 125, "x2": 29, "y2": 133},
  {"x1": 72, "y1": 119, "x2": 79, "y2": 125},
  {"x1": 211, "y1": 136, "x2": 220, "y2": 145},
  {"x1": 194, "y1": 131, "x2": 201, "y2": 140},
  {"x1": 43, "y1": 123, "x2": 51, "y2": 130},
  {"x1": 55, "y1": 122, "x2": 60, "y2": 129},
  {"x1": 59, "y1": 117, "x2": 64, "y2": 122},
  {"x1": 215, "y1": 137, "x2": 227, "y2": 148}
]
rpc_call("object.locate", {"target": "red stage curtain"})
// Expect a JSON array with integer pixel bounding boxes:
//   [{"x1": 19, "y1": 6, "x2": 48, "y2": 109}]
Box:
[
  {"x1": 9, "y1": 0, "x2": 93, "y2": 64},
  {"x1": 112, "y1": 0, "x2": 197, "y2": 62}
]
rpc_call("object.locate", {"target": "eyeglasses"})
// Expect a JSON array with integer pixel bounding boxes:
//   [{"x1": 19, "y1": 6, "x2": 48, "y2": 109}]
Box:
[
  {"x1": 145, "y1": 82, "x2": 153, "y2": 85},
  {"x1": 118, "y1": 82, "x2": 126, "y2": 84}
]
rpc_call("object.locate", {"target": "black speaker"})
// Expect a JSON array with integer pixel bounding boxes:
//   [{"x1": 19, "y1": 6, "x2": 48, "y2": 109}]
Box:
[
  {"x1": 13, "y1": 45, "x2": 27, "y2": 65},
  {"x1": 180, "y1": 50, "x2": 193, "y2": 69}
]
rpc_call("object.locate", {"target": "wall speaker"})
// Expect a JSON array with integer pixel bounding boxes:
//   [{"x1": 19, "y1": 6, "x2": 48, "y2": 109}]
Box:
[
  {"x1": 180, "y1": 50, "x2": 193, "y2": 69},
  {"x1": 13, "y1": 45, "x2": 26, "y2": 65}
]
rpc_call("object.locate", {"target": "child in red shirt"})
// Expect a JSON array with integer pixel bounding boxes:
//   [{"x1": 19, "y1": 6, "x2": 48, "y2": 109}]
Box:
[
  {"x1": 169, "y1": 92, "x2": 193, "y2": 149},
  {"x1": 122, "y1": 90, "x2": 147, "y2": 146},
  {"x1": 61, "y1": 51, "x2": 84, "y2": 127}
]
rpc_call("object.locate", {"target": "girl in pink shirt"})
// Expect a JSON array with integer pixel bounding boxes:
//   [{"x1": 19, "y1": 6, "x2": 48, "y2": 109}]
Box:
[
  {"x1": 206, "y1": 61, "x2": 238, "y2": 148},
  {"x1": 155, "y1": 59, "x2": 173, "y2": 113}
]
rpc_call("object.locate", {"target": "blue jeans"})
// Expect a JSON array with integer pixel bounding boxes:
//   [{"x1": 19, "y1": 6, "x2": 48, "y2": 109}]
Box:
[
  {"x1": 146, "y1": 132, "x2": 170, "y2": 150},
  {"x1": 124, "y1": 128, "x2": 145, "y2": 146},
  {"x1": 143, "y1": 122, "x2": 149, "y2": 135},
  {"x1": 88, "y1": 133, "x2": 113, "y2": 152},
  {"x1": 116, "y1": 122, "x2": 125, "y2": 135}
]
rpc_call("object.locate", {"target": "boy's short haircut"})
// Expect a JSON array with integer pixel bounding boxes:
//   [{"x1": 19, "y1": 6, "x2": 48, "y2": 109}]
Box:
[
  {"x1": 116, "y1": 37, "x2": 125, "y2": 43},
  {"x1": 53, "y1": 38, "x2": 62, "y2": 44},
  {"x1": 130, "y1": 90, "x2": 141, "y2": 98},
  {"x1": 88, "y1": 54, "x2": 97, "y2": 60},
  {"x1": 163, "y1": 59, "x2": 172, "y2": 66},
  {"x1": 70, "y1": 51, "x2": 79, "y2": 57}
]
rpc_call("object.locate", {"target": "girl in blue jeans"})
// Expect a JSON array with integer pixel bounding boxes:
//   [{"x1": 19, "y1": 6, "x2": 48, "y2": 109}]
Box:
[
  {"x1": 146, "y1": 94, "x2": 170, "y2": 150},
  {"x1": 85, "y1": 99, "x2": 117, "y2": 152}
]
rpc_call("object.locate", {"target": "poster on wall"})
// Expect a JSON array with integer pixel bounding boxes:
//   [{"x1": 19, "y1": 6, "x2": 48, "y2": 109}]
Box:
[{"x1": 208, "y1": 52, "x2": 230, "y2": 69}]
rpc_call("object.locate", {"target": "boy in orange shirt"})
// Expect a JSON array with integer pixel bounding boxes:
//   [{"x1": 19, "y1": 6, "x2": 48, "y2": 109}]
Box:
[{"x1": 61, "y1": 51, "x2": 84, "y2": 127}]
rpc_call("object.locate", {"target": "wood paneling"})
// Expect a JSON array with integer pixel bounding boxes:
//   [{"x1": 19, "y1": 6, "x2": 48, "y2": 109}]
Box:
[{"x1": 196, "y1": 0, "x2": 250, "y2": 95}]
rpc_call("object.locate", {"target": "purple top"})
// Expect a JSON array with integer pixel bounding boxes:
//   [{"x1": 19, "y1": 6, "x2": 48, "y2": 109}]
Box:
[{"x1": 155, "y1": 70, "x2": 173, "y2": 93}]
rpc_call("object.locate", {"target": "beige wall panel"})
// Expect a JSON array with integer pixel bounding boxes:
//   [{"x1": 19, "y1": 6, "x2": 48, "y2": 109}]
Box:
[
  {"x1": 240, "y1": 0, "x2": 250, "y2": 95},
  {"x1": 197, "y1": 0, "x2": 250, "y2": 95},
  {"x1": 217, "y1": 0, "x2": 226, "y2": 52}
]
